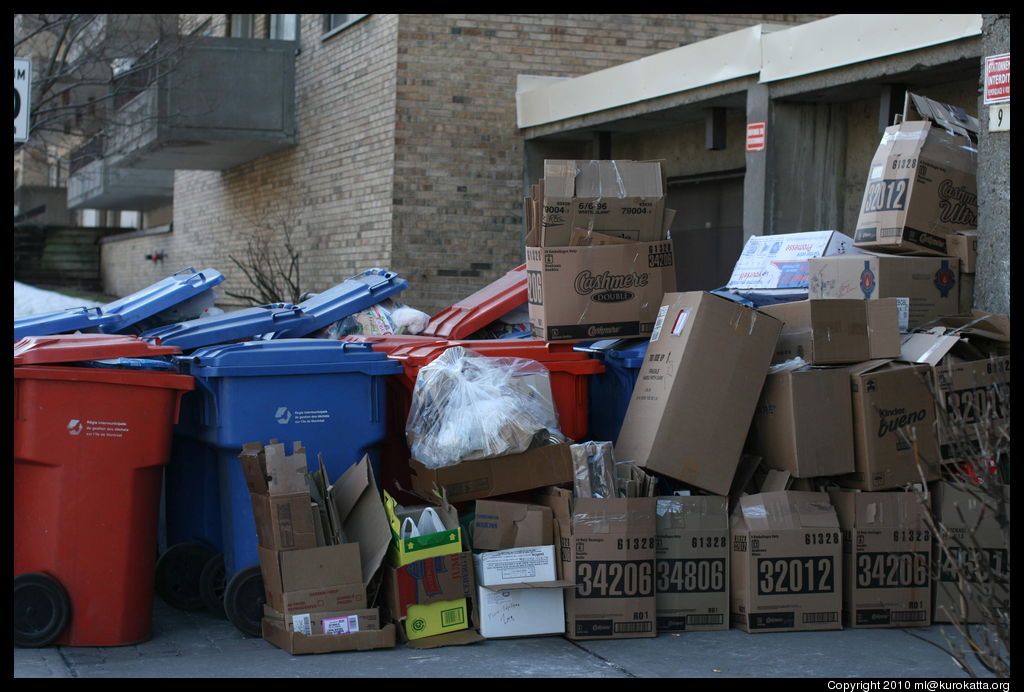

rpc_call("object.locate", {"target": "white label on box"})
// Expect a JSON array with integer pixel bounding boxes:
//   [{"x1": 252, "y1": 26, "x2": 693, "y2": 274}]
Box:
[
  {"x1": 322, "y1": 615, "x2": 359, "y2": 636},
  {"x1": 650, "y1": 305, "x2": 669, "y2": 342},
  {"x1": 670, "y1": 309, "x2": 689, "y2": 336},
  {"x1": 870, "y1": 164, "x2": 884, "y2": 180},
  {"x1": 896, "y1": 297, "x2": 911, "y2": 333},
  {"x1": 292, "y1": 613, "x2": 312, "y2": 636}
]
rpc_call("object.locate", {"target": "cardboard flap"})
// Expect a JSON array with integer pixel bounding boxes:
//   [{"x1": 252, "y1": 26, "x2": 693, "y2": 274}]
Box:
[
  {"x1": 329, "y1": 455, "x2": 392, "y2": 584},
  {"x1": 843, "y1": 358, "x2": 895, "y2": 377},
  {"x1": 900, "y1": 331, "x2": 962, "y2": 366},
  {"x1": 572, "y1": 496, "x2": 656, "y2": 534},
  {"x1": 904, "y1": 92, "x2": 980, "y2": 138},
  {"x1": 655, "y1": 495, "x2": 728, "y2": 531},
  {"x1": 263, "y1": 441, "x2": 309, "y2": 494},
  {"x1": 739, "y1": 491, "x2": 838, "y2": 530}
]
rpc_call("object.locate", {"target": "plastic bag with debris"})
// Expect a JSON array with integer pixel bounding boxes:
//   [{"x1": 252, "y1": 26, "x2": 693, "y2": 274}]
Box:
[
  {"x1": 406, "y1": 346, "x2": 564, "y2": 469},
  {"x1": 325, "y1": 298, "x2": 430, "y2": 338}
]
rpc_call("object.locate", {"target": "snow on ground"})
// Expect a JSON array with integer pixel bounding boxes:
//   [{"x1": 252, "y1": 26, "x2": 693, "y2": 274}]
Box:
[{"x1": 13, "y1": 281, "x2": 105, "y2": 319}]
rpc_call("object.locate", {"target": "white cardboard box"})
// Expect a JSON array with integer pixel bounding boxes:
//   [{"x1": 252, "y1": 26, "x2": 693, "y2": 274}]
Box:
[
  {"x1": 726, "y1": 230, "x2": 863, "y2": 295},
  {"x1": 474, "y1": 545, "x2": 572, "y2": 639}
]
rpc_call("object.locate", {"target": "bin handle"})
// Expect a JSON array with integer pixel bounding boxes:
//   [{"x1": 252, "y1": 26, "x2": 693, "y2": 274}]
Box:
[{"x1": 171, "y1": 266, "x2": 198, "y2": 277}]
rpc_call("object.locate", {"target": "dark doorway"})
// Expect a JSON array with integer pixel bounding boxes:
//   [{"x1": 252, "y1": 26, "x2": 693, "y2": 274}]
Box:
[{"x1": 667, "y1": 172, "x2": 745, "y2": 292}]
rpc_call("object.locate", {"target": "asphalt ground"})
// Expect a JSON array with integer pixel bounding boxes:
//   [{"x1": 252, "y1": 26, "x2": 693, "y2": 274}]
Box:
[{"x1": 12, "y1": 595, "x2": 1006, "y2": 680}]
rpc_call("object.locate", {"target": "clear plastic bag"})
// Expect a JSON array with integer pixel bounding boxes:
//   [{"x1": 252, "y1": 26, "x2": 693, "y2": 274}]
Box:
[{"x1": 406, "y1": 346, "x2": 564, "y2": 469}]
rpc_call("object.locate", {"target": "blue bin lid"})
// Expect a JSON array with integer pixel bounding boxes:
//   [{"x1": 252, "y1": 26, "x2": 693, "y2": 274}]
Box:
[
  {"x1": 98, "y1": 267, "x2": 224, "y2": 333},
  {"x1": 180, "y1": 338, "x2": 403, "y2": 378},
  {"x1": 13, "y1": 306, "x2": 122, "y2": 341},
  {"x1": 139, "y1": 304, "x2": 314, "y2": 351},
  {"x1": 272, "y1": 268, "x2": 409, "y2": 338},
  {"x1": 574, "y1": 338, "x2": 648, "y2": 368}
]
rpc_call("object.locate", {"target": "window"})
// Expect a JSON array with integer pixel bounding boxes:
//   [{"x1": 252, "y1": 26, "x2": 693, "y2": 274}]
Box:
[
  {"x1": 268, "y1": 14, "x2": 298, "y2": 40},
  {"x1": 228, "y1": 14, "x2": 255, "y2": 38},
  {"x1": 323, "y1": 14, "x2": 367, "y2": 38}
]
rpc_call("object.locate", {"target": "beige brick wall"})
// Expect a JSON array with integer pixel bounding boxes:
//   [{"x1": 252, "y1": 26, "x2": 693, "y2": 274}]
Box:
[{"x1": 101, "y1": 13, "x2": 828, "y2": 315}]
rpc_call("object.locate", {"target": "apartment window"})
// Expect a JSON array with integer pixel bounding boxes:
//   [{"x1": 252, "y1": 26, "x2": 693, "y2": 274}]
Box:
[
  {"x1": 323, "y1": 14, "x2": 367, "y2": 39},
  {"x1": 268, "y1": 14, "x2": 298, "y2": 40},
  {"x1": 228, "y1": 14, "x2": 255, "y2": 38}
]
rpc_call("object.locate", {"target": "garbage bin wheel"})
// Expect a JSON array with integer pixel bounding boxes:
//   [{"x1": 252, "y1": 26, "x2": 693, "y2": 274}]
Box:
[
  {"x1": 155, "y1": 542, "x2": 216, "y2": 612},
  {"x1": 14, "y1": 573, "x2": 71, "y2": 648},
  {"x1": 223, "y1": 565, "x2": 265, "y2": 638},
  {"x1": 198, "y1": 553, "x2": 227, "y2": 619}
]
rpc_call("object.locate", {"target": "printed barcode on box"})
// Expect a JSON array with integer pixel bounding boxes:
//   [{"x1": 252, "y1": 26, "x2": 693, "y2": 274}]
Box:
[
  {"x1": 441, "y1": 606, "x2": 466, "y2": 628},
  {"x1": 891, "y1": 610, "x2": 928, "y2": 623},
  {"x1": 687, "y1": 614, "x2": 725, "y2": 626},
  {"x1": 802, "y1": 611, "x2": 838, "y2": 624},
  {"x1": 613, "y1": 621, "x2": 653, "y2": 634},
  {"x1": 291, "y1": 613, "x2": 312, "y2": 636}
]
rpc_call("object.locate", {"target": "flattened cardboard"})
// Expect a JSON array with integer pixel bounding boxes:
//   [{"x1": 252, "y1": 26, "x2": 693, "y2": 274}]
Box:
[
  {"x1": 655, "y1": 495, "x2": 730, "y2": 631},
  {"x1": 730, "y1": 491, "x2": 842, "y2": 633},
  {"x1": 751, "y1": 366, "x2": 856, "y2": 478},
  {"x1": 525, "y1": 241, "x2": 676, "y2": 342},
  {"x1": 329, "y1": 454, "x2": 391, "y2": 584},
  {"x1": 930, "y1": 482, "x2": 1010, "y2": 624},
  {"x1": 761, "y1": 298, "x2": 901, "y2": 365},
  {"x1": 807, "y1": 253, "x2": 960, "y2": 330},
  {"x1": 472, "y1": 500, "x2": 553, "y2": 551},
  {"x1": 833, "y1": 361, "x2": 941, "y2": 491},
  {"x1": 829, "y1": 489, "x2": 931, "y2": 628},
  {"x1": 409, "y1": 442, "x2": 574, "y2": 504},
  {"x1": 614, "y1": 291, "x2": 783, "y2": 495}
]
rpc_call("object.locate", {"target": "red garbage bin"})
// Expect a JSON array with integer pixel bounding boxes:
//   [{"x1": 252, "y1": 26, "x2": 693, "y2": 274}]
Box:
[{"x1": 13, "y1": 334, "x2": 194, "y2": 647}]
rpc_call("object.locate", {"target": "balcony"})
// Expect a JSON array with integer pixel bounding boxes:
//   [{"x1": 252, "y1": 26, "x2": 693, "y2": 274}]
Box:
[
  {"x1": 104, "y1": 36, "x2": 297, "y2": 170},
  {"x1": 66, "y1": 155, "x2": 175, "y2": 210}
]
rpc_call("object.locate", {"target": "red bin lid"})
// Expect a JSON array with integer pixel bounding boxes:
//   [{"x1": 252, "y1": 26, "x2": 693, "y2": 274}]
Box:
[
  {"x1": 14, "y1": 333, "x2": 182, "y2": 366},
  {"x1": 421, "y1": 264, "x2": 528, "y2": 340}
]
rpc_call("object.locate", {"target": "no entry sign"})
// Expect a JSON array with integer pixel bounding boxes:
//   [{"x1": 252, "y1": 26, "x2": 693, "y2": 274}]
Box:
[{"x1": 984, "y1": 53, "x2": 1010, "y2": 105}]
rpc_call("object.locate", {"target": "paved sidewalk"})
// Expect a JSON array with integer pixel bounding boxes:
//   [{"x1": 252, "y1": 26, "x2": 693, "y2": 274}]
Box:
[{"x1": 13, "y1": 597, "x2": 1001, "y2": 679}]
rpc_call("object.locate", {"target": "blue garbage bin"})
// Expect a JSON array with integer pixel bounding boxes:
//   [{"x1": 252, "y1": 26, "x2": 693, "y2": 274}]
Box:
[
  {"x1": 575, "y1": 338, "x2": 650, "y2": 444},
  {"x1": 167, "y1": 339, "x2": 401, "y2": 636}
]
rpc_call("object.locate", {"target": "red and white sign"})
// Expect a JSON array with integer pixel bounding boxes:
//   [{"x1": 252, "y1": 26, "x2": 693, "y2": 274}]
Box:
[
  {"x1": 984, "y1": 53, "x2": 1010, "y2": 104},
  {"x1": 746, "y1": 121, "x2": 766, "y2": 152}
]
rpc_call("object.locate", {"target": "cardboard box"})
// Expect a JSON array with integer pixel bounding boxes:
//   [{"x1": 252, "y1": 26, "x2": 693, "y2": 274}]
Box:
[
  {"x1": 472, "y1": 500, "x2": 553, "y2": 551},
  {"x1": 385, "y1": 550, "x2": 477, "y2": 642},
  {"x1": 538, "y1": 159, "x2": 667, "y2": 247},
  {"x1": 536, "y1": 487, "x2": 657, "y2": 640},
  {"x1": 408, "y1": 442, "x2": 574, "y2": 504},
  {"x1": 853, "y1": 93, "x2": 979, "y2": 256},
  {"x1": 474, "y1": 545, "x2": 573, "y2": 639},
  {"x1": 807, "y1": 253, "x2": 959, "y2": 330},
  {"x1": 829, "y1": 489, "x2": 932, "y2": 628},
  {"x1": 258, "y1": 543, "x2": 367, "y2": 616},
  {"x1": 263, "y1": 604, "x2": 381, "y2": 635},
  {"x1": 261, "y1": 606, "x2": 396, "y2": 655},
  {"x1": 614, "y1": 291, "x2": 783, "y2": 495},
  {"x1": 525, "y1": 240, "x2": 676, "y2": 342},
  {"x1": 833, "y1": 360, "x2": 941, "y2": 491},
  {"x1": 725, "y1": 230, "x2": 863, "y2": 301},
  {"x1": 654, "y1": 495, "x2": 730, "y2": 631},
  {"x1": 239, "y1": 441, "x2": 318, "y2": 552},
  {"x1": 751, "y1": 366, "x2": 856, "y2": 478},
  {"x1": 946, "y1": 230, "x2": 978, "y2": 274},
  {"x1": 930, "y1": 482, "x2": 1010, "y2": 624},
  {"x1": 898, "y1": 312, "x2": 1010, "y2": 464},
  {"x1": 761, "y1": 298, "x2": 902, "y2": 365},
  {"x1": 730, "y1": 491, "x2": 843, "y2": 633}
]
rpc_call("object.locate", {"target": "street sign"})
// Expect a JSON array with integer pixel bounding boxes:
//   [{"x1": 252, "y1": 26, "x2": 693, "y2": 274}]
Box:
[
  {"x1": 746, "y1": 121, "x2": 766, "y2": 152},
  {"x1": 15, "y1": 57, "x2": 32, "y2": 143},
  {"x1": 984, "y1": 53, "x2": 1010, "y2": 105}
]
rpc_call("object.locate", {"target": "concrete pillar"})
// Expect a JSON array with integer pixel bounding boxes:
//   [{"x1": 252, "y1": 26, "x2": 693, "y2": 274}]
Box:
[
  {"x1": 743, "y1": 84, "x2": 771, "y2": 242},
  {"x1": 974, "y1": 13, "x2": 1010, "y2": 315}
]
